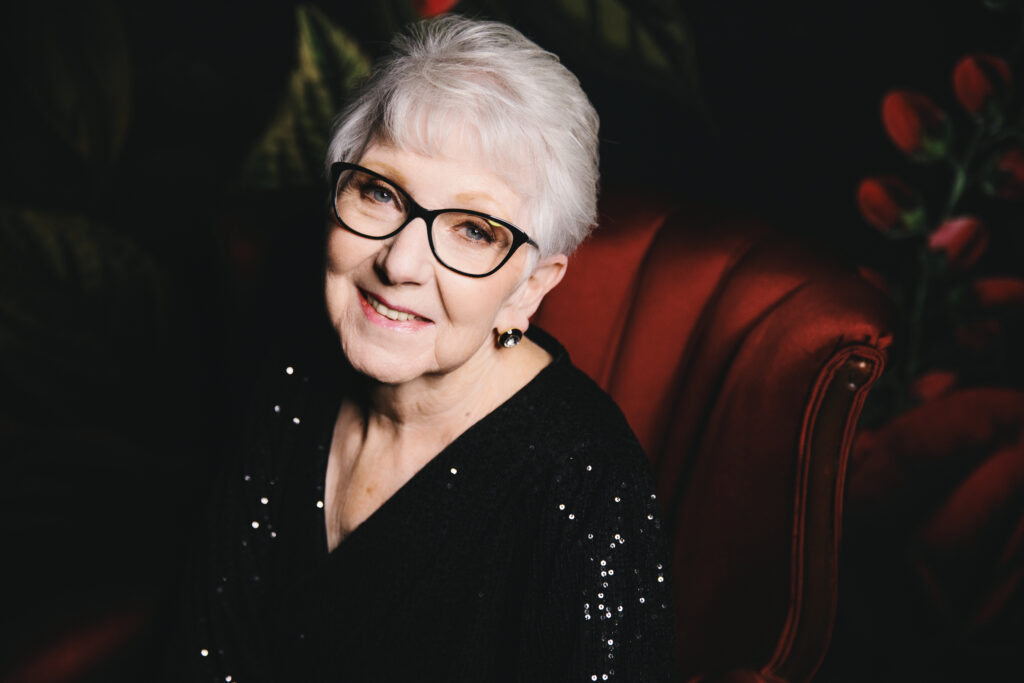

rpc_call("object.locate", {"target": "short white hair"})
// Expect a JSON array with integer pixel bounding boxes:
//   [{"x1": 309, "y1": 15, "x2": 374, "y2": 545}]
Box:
[{"x1": 325, "y1": 15, "x2": 600, "y2": 258}]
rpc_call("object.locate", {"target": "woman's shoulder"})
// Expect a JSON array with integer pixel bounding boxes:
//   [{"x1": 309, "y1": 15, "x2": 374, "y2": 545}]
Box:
[
  {"x1": 518, "y1": 326, "x2": 643, "y2": 459},
  {"x1": 513, "y1": 330, "x2": 675, "y2": 678},
  {"x1": 510, "y1": 327, "x2": 657, "y2": 519}
]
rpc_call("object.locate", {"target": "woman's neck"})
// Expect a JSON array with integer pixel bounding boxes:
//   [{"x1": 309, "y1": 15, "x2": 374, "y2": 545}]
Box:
[
  {"x1": 323, "y1": 336, "x2": 553, "y2": 551},
  {"x1": 352, "y1": 336, "x2": 551, "y2": 448}
]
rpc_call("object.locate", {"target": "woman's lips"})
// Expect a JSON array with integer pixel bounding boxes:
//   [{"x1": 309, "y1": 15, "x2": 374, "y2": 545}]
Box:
[{"x1": 359, "y1": 289, "x2": 433, "y2": 328}]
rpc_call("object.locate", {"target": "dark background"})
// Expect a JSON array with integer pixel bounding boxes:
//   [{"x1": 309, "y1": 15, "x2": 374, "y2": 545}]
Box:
[{"x1": 0, "y1": 0, "x2": 1019, "y2": 679}]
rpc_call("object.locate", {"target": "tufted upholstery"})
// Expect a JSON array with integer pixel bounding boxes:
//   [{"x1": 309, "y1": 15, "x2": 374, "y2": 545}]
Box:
[{"x1": 533, "y1": 189, "x2": 894, "y2": 682}]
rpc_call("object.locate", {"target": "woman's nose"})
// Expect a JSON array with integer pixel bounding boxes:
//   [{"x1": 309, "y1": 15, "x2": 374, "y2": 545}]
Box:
[{"x1": 374, "y1": 219, "x2": 434, "y2": 285}]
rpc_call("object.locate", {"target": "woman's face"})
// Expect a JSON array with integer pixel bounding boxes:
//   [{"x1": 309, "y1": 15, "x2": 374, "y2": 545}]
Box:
[{"x1": 324, "y1": 141, "x2": 554, "y2": 386}]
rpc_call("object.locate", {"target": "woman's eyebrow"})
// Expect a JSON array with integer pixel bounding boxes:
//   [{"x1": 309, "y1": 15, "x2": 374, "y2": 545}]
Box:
[
  {"x1": 453, "y1": 191, "x2": 503, "y2": 211},
  {"x1": 360, "y1": 161, "x2": 405, "y2": 185}
]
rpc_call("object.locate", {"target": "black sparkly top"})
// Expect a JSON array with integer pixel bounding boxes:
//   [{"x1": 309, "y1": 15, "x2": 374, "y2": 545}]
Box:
[{"x1": 162, "y1": 328, "x2": 676, "y2": 682}]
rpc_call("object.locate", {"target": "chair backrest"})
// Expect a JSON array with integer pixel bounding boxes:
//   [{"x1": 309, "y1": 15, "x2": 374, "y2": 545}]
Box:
[{"x1": 533, "y1": 189, "x2": 893, "y2": 682}]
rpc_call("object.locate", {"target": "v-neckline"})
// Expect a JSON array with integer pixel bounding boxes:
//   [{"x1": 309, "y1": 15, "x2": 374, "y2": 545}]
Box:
[
  {"x1": 313, "y1": 330, "x2": 566, "y2": 559},
  {"x1": 314, "y1": 400, "x2": 463, "y2": 557}
]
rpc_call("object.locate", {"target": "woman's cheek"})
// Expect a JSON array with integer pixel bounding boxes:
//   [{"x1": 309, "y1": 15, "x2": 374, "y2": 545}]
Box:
[{"x1": 326, "y1": 226, "x2": 358, "y2": 273}]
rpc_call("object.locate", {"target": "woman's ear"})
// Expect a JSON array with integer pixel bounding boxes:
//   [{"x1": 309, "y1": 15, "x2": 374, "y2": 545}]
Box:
[{"x1": 501, "y1": 253, "x2": 568, "y2": 331}]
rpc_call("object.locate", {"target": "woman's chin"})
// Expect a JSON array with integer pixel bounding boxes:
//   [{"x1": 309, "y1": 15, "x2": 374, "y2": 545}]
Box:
[{"x1": 343, "y1": 346, "x2": 433, "y2": 386}]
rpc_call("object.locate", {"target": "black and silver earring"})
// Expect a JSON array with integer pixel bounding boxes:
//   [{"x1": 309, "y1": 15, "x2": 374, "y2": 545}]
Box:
[{"x1": 498, "y1": 328, "x2": 523, "y2": 348}]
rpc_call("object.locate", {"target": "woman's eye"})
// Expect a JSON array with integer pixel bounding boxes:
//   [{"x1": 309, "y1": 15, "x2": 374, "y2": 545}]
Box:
[
  {"x1": 359, "y1": 181, "x2": 402, "y2": 209},
  {"x1": 461, "y1": 223, "x2": 494, "y2": 243},
  {"x1": 368, "y1": 185, "x2": 392, "y2": 203}
]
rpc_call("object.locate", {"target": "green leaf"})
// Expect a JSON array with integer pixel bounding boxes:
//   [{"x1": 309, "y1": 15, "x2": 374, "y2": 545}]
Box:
[
  {"x1": 236, "y1": 5, "x2": 371, "y2": 191},
  {"x1": 595, "y1": 1, "x2": 631, "y2": 51},
  {"x1": 554, "y1": 0, "x2": 694, "y2": 73},
  {"x1": 901, "y1": 205, "x2": 929, "y2": 234},
  {"x1": 536, "y1": 0, "x2": 706, "y2": 117}
]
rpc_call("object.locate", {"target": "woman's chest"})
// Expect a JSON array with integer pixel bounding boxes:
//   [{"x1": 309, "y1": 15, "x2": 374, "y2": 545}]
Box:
[
  {"x1": 320, "y1": 408, "x2": 477, "y2": 551},
  {"x1": 322, "y1": 456, "x2": 416, "y2": 551}
]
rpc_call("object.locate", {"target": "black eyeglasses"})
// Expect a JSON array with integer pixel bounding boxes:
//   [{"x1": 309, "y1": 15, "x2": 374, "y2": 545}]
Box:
[{"x1": 329, "y1": 162, "x2": 537, "y2": 278}]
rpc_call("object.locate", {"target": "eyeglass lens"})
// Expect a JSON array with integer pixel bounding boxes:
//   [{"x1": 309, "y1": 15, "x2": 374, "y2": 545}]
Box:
[{"x1": 335, "y1": 168, "x2": 516, "y2": 276}]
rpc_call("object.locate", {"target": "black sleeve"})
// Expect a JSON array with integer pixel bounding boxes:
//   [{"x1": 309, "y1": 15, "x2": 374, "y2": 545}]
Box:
[
  {"x1": 519, "y1": 438, "x2": 678, "y2": 682},
  {"x1": 158, "y1": 363, "x2": 298, "y2": 683}
]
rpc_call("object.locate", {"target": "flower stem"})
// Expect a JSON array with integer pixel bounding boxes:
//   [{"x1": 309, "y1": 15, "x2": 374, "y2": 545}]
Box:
[
  {"x1": 944, "y1": 124, "x2": 985, "y2": 219},
  {"x1": 943, "y1": 165, "x2": 967, "y2": 218},
  {"x1": 907, "y1": 108, "x2": 986, "y2": 391}
]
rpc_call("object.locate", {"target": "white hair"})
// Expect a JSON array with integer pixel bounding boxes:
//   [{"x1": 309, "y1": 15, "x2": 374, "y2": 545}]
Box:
[{"x1": 325, "y1": 15, "x2": 600, "y2": 258}]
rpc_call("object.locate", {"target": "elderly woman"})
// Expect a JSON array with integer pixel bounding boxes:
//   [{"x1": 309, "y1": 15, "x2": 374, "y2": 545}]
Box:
[{"x1": 165, "y1": 15, "x2": 674, "y2": 682}]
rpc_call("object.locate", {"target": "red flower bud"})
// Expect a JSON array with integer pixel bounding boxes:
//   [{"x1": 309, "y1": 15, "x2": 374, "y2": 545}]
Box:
[
  {"x1": 953, "y1": 53, "x2": 1012, "y2": 116},
  {"x1": 927, "y1": 216, "x2": 989, "y2": 268},
  {"x1": 984, "y1": 146, "x2": 1024, "y2": 200},
  {"x1": 911, "y1": 370, "x2": 958, "y2": 402},
  {"x1": 973, "y1": 276, "x2": 1024, "y2": 307},
  {"x1": 412, "y1": 0, "x2": 459, "y2": 17},
  {"x1": 881, "y1": 90, "x2": 951, "y2": 160},
  {"x1": 856, "y1": 175, "x2": 924, "y2": 233}
]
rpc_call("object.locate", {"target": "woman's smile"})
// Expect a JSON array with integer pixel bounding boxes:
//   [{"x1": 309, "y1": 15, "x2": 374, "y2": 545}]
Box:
[
  {"x1": 324, "y1": 141, "x2": 535, "y2": 386},
  {"x1": 359, "y1": 288, "x2": 433, "y2": 328},
  {"x1": 168, "y1": 17, "x2": 678, "y2": 680}
]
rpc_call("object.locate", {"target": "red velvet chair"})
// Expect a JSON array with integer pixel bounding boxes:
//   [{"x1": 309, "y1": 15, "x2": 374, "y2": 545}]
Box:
[
  {"x1": 3, "y1": 190, "x2": 893, "y2": 683},
  {"x1": 533, "y1": 189, "x2": 894, "y2": 682}
]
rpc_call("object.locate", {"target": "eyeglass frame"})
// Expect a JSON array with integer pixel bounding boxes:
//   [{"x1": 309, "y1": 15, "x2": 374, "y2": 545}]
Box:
[{"x1": 329, "y1": 161, "x2": 539, "y2": 278}]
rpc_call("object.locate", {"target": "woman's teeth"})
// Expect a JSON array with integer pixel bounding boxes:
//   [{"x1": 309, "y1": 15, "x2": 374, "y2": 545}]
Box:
[{"x1": 366, "y1": 293, "x2": 420, "y2": 322}]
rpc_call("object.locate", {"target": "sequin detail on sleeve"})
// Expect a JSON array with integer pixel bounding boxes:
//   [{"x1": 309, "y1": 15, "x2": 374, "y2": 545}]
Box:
[
  {"x1": 579, "y1": 476, "x2": 672, "y2": 680},
  {"x1": 537, "y1": 445, "x2": 675, "y2": 681}
]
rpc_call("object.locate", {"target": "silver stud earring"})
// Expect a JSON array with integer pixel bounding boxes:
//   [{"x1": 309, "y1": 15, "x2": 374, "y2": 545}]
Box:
[{"x1": 498, "y1": 328, "x2": 523, "y2": 348}]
